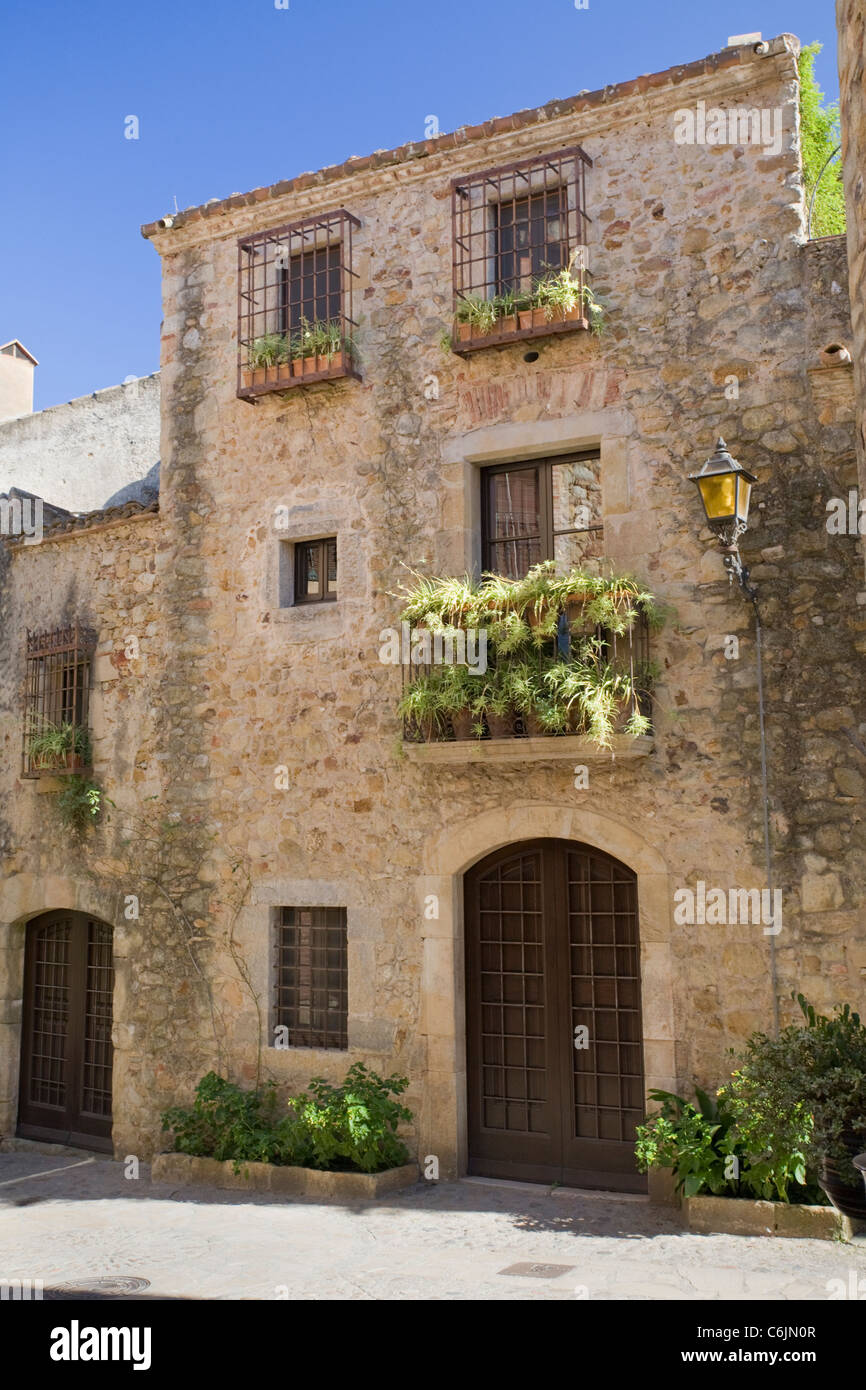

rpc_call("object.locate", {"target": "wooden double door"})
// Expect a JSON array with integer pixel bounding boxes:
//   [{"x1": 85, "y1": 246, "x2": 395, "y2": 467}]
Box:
[
  {"x1": 465, "y1": 840, "x2": 646, "y2": 1191},
  {"x1": 17, "y1": 911, "x2": 114, "y2": 1152}
]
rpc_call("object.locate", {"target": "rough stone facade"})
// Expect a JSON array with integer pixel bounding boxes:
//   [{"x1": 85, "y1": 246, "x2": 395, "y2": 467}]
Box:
[
  {"x1": 1, "y1": 34, "x2": 865, "y2": 1180},
  {"x1": 836, "y1": 0, "x2": 866, "y2": 497}
]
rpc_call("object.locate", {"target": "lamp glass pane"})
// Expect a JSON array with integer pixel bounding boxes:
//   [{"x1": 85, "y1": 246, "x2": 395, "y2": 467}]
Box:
[
  {"x1": 698, "y1": 473, "x2": 736, "y2": 521},
  {"x1": 736, "y1": 476, "x2": 752, "y2": 524}
]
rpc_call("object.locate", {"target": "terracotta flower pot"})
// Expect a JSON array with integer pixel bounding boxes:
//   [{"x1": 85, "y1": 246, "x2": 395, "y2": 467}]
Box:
[
  {"x1": 457, "y1": 322, "x2": 473, "y2": 343},
  {"x1": 292, "y1": 351, "x2": 343, "y2": 378},
  {"x1": 242, "y1": 362, "x2": 291, "y2": 390},
  {"x1": 518, "y1": 307, "x2": 548, "y2": 331},
  {"x1": 486, "y1": 711, "x2": 514, "y2": 739},
  {"x1": 498, "y1": 315, "x2": 517, "y2": 335},
  {"x1": 450, "y1": 708, "x2": 475, "y2": 741},
  {"x1": 522, "y1": 710, "x2": 546, "y2": 737}
]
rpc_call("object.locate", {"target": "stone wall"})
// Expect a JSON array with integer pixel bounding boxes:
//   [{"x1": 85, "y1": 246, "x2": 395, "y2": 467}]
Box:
[
  {"x1": 2, "y1": 34, "x2": 865, "y2": 1173},
  {"x1": 836, "y1": 0, "x2": 866, "y2": 505},
  {"x1": 0, "y1": 373, "x2": 160, "y2": 512}
]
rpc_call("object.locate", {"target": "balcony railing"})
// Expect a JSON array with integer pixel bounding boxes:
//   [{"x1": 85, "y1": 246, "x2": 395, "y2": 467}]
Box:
[
  {"x1": 451, "y1": 146, "x2": 594, "y2": 355},
  {"x1": 237, "y1": 208, "x2": 360, "y2": 400}
]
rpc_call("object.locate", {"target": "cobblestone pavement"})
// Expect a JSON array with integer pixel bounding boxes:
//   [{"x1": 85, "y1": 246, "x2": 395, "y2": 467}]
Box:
[{"x1": 1, "y1": 1151, "x2": 865, "y2": 1301}]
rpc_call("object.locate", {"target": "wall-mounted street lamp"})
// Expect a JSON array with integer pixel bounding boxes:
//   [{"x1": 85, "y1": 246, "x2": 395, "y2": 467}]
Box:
[
  {"x1": 689, "y1": 438, "x2": 759, "y2": 595},
  {"x1": 689, "y1": 438, "x2": 780, "y2": 1034}
]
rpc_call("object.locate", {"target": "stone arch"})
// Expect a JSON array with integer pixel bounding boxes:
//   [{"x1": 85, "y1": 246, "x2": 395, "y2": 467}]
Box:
[{"x1": 417, "y1": 802, "x2": 676, "y2": 1178}]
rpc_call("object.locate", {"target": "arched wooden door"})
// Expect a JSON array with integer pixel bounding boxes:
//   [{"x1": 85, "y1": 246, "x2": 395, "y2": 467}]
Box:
[
  {"x1": 465, "y1": 839, "x2": 646, "y2": 1191},
  {"x1": 17, "y1": 911, "x2": 114, "y2": 1152}
]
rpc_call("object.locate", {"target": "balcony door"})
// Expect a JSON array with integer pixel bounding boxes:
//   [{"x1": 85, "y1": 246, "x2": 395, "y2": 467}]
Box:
[{"x1": 465, "y1": 839, "x2": 646, "y2": 1191}]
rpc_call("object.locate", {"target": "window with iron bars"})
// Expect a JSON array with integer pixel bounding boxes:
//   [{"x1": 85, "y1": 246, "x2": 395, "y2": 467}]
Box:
[
  {"x1": 23, "y1": 624, "x2": 95, "y2": 777},
  {"x1": 237, "y1": 209, "x2": 360, "y2": 399},
  {"x1": 451, "y1": 146, "x2": 592, "y2": 353},
  {"x1": 273, "y1": 907, "x2": 348, "y2": 1050}
]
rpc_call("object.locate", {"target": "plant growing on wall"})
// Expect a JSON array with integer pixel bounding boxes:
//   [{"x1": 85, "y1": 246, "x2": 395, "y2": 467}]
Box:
[
  {"x1": 799, "y1": 42, "x2": 846, "y2": 237},
  {"x1": 55, "y1": 775, "x2": 106, "y2": 833}
]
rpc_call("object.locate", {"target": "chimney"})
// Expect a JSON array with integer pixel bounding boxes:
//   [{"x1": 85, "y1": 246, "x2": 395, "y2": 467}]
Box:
[{"x1": 0, "y1": 340, "x2": 38, "y2": 421}]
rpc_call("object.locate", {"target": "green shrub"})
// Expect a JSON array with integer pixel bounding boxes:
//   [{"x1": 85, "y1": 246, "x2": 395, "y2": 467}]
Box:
[
  {"x1": 161, "y1": 1072, "x2": 308, "y2": 1170},
  {"x1": 288, "y1": 1063, "x2": 412, "y2": 1173},
  {"x1": 635, "y1": 1084, "x2": 819, "y2": 1203},
  {"x1": 161, "y1": 1064, "x2": 413, "y2": 1175},
  {"x1": 725, "y1": 995, "x2": 866, "y2": 1187}
]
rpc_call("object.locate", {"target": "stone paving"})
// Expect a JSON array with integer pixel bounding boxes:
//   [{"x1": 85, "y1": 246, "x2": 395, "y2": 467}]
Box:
[{"x1": 1, "y1": 1151, "x2": 865, "y2": 1301}]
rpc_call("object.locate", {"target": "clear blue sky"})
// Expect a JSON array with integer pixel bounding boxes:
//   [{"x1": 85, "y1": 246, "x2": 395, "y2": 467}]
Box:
[{"x1": 1, "y1": 0, "x2": 841, "y2": 411}]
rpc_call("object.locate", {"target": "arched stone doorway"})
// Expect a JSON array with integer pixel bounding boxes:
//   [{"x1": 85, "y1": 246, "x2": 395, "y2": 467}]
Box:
[
  {"x1": 464, "y1": 838, "x2": 645, "y2": 1191},
  {"x1": 17, "y1": 910, "x2": 114, "y2": 1152}
]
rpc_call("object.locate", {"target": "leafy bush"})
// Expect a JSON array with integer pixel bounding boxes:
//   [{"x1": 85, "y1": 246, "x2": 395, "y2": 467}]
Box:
[
  {"x1": 161, "y1": 1072, "x2": 308, "y2": 1169},
  {"x1": 725, "y1": 995, "x2": 866, "y2": 1187},
  {"x1": 288, "y1": 1064, "x2": 412, "y2": 1173},
  {"x1": 635, "y1": 1086, "x2": 744, "y2": 1198},
  {"x1": 635, "y1": 1084, "x2": 819, "y2": 1203},
  {"x1": 55, "y1": 776, "x2": 106, "y2": 833},
  {"x1": 161, "y1": 1064, "x2": 413, "y2": 1175}
]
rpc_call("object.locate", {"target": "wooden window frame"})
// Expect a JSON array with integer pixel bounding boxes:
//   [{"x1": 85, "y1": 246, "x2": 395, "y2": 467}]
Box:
[
  {"x1": 481, "y1": 452, "x2": 603, "y2": 576},
  {"x1": 273, "y1": 907, "x2": 348, "y2": 1051},
  {"x1": 293, "y1": 536, "x2": 337, "y2": 606}
]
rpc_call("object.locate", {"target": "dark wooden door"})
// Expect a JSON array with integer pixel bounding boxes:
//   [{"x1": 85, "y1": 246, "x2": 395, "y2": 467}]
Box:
[
  {"x1": 465, "y1": 839, "x2": 646, "y2": 1191},
  {"x1": 18, "y1": 911, "x2": 114, "y2": 1152}
]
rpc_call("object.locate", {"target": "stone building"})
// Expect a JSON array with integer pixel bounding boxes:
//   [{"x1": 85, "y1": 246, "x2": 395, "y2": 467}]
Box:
[{"x1": 1, "y1": 33, "x2": 864, "y2": 1189}]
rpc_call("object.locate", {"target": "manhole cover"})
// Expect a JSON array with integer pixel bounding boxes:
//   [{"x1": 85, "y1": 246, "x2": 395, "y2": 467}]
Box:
[
  {"x1": 498, "y1": 1262, "x2": 575, "y2": 1279},
  {"x1": 52, "y1": 1276, "x2": 151, "y2": 1294}
]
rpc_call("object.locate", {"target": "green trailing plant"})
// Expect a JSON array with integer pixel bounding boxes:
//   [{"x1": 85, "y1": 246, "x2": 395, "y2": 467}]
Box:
[
  {"x1": 798, "y1": 42, "x2": 845, "y2": 238},
  {"x1": 55, "y1": 776, "x2": 106, "y2": 833},
  {"x1": 27, "y1": 719, "x2": 91, "y2": 770},
  {"x1": 247, "y1": 333, "x2": 289, "y2": 369},
  {"x1": 394, "y1": 563, "x2": 661, "y2": 745},
  {"x1": 287, "y1": 1063, "x2": 412, "y2": 1173},
  {"x1": 454, "y1": 293, "x2": 502, "y2": 335},
  {"x1": 724, "y1": 995, "x2": 866, "y2": 1188}
]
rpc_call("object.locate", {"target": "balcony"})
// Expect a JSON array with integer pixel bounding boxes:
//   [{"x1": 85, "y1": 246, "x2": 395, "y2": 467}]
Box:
[
  {"x1": 450, "y1": 146, "x2": 597, "y2": 355},
  {"x1": 396, "y1": 563, "x2": 659, "y2": 762},
  {"x1": 237, "y1": 208, "x2": 360, "y2": 400}
]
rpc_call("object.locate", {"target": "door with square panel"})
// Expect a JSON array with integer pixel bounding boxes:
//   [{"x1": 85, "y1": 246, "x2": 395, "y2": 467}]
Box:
[
  {"x1": 465, "y1": 839, "x2": 646, "y2": 1190},
  {"x1": 17, "y1": 911, "x2": 114, "y2": 1152}
]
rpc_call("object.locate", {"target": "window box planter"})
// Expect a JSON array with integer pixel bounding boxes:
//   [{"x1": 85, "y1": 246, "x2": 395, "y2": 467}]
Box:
[
  {"x1": 241, "y1": 362, "x2": 292, "y2": 392},
  {"x1": 150, "y1": 1152, "x2": 419, "y2": 1199},
  {"x1": 291, "y1": 350, "x2": 346, "y2": 379},
  {"x1": 683, "y1": 1194, "x2": 865, "y2": 1242}
]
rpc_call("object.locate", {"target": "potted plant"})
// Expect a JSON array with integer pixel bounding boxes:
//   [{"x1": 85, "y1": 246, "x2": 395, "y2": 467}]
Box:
[
  {"x1": 725, "y1": 995, "x2": 866, "y2": 1219},
  {"x1": 290, "y1": 318, "x2": 349, "y2": 377},
  {"x1": 243, "y1": 333, "x2": 290, "y2": 389},
  {"x1": 27, "y1": 720, "x2": 91, "y2": 773},
  {"x1": 454, "y1": 294, "x2": 500, "y2": 342}
]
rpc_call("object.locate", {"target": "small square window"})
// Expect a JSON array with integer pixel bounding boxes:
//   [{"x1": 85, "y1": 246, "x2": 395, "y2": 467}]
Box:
[
  {"x1": 274, "y1": 907, "x2": 347, "y2": 1050},
  {"x1": 293, "y1": 537, "x2": 337, "y2": 605}
]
